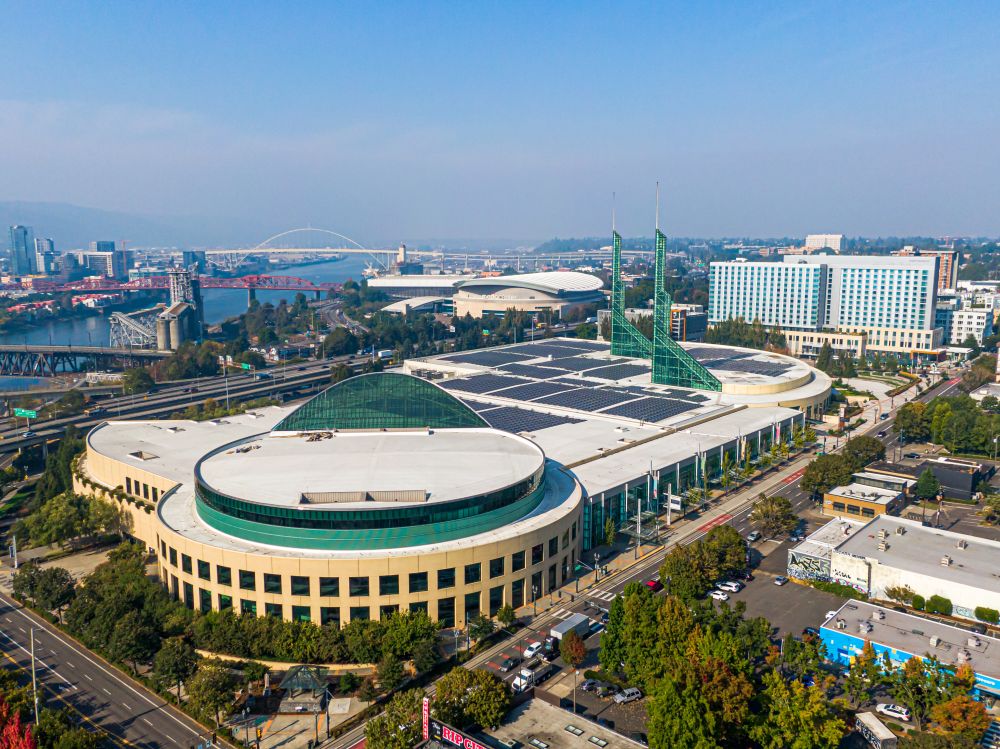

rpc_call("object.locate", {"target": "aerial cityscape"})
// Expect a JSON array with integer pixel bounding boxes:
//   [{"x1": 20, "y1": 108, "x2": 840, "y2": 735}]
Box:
[{"x1": 2, "y1": 4, "x2": 1000, "y2": 749}]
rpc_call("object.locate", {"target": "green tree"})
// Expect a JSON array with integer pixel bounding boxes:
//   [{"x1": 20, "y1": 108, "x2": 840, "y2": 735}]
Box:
[
  {"x1": 377, "y1": 654, "x2": 404, "y2": 691},
  {"x1": 574, "y1": 322, "x2": 597, "y2": 340},
  {"x1": 186, "y1": 661, "x2": 236, "y2": 727},
  {"x1": 108, "y1": 610, "x2": 159, "y2": 674},
  {"x1": 748, "y1": 494, "x2": 798, "y2": 539},
  {"x1": 357, "y1": 675, "x2": 379, "y2": 703},
  {"x1": 330, "y1": 363, "x2": 353, "y2": 383},
  {"x1": 842, "y1": 435, "x2": 886, "y2": 471},
  {"x1": 915, "y1": 468, "x2": 940, "y2": 500},
  {"x1": 323, "y1": 327, "x2": 360, "y2": 357},
  {"x1": 894, "y1": 401, "x2": 930, "y2": 442},
  {"x1": 604, "y1": 517, "x2": 616, "y2": 547},
  {"x1": 815, "y1": 341, "x2": 833, "y2": 372},
  {"x1": 365, "y1": 689, "x2": 423, "y2": 749},
  {"x1": 599, "y1": 594, "x2": 626, "y2": 674},
  {"x1": 121, "y1": 368, "x2": 155, "y2": 394},
  {"x1": 702, "y1": 525, "x2": 747, "y2": 579},
  {"x1": 412, "y1": 639, "x2": 439, "y2": 674},
  {"x1": 153, "y1": 638, "x2": 198, "y2": 703},
  {"x1": 843, "y1": 640, "x2": 883, "y2": 707},
  {"x1": 495, "y1": 605, "x2": 516, "y2": 629},
  {"x1": 31, "y1": 567, "x2": 75, "y2": 615},
  {"x1": 750, "y1": 670, "x2": 845, "y2": 749},
  {"x1": 800, "y1": 454, "x2": 853, "y2": 497},
  {"x1": 465, "y1": 669, "x2": 510, "y2": 730},
  {"x1": 468, "y1": 615, "x2": 496, "y2": 642},
  {"x1": 888, "y1": 656, "x2": 950, "y2": 730}
]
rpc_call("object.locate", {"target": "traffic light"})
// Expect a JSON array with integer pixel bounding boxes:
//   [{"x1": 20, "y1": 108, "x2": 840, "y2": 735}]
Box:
[{"x1": 256, "y1": 728, "x2": 263, "y2": 740}]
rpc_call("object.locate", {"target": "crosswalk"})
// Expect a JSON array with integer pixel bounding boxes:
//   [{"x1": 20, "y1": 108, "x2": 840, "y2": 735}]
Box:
[{"x1": 591, "y1": 590, "x2": 617, "y2": 602}]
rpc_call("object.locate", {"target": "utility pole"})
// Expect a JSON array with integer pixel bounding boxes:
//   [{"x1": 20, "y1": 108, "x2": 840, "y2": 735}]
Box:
[{"x1": 30, "y1": 629, "x2": 39, "y2": 724}]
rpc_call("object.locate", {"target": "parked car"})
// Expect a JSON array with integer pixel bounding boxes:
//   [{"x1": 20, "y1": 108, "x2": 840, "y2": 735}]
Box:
[
  {"x1": 802, "y1": 627, "x2": 820, "y2": 637},
  {"x1": 747, "y1": 531, "x2": 762, "y2": 542},
  {"x1": 709, "y1": 590, "x2": 730, "y2": 601},
  {"x1": 774, "y1": 576, "x2": 789, "y2": 586},
  {"x1": 880, "y1": 413, "x2": 888, "y2": 421},
  {"x1": 876, "y1": 704, "x2": 911, "y2": 722},
  {"x1": 789, "y1": 531, "x2": 804, "y2": 542},
  {"x1": 717, "y1": 581, "x2": 743, "y2": 593},
  {"x1": 595, "y1": 682, "x2": 619, "y2": 698},
  {"x1": 522, "y1": 641, "x2": 542, "y2": 659},
  {"x1": 629, "y1": 733, "x2": 649, "y2": 747},
  {"x1": 904, "y1": 452, "x2": 921, "y2": 460},
  {"x1": 824, "y1": 610, "x2": 839, "y2": 621},
  {"x1": 614, "y1": 687, "x2": 643, "y2": 704},
  {"x1": 498, "y1": 656, "x2": 519, "y2": 672},
  {"x1": 580, "y1": 679, "x2": 600, "y2": 692},
  {"x1": 739, "y1": 570, "x2": 755, "y2": 581},
  {"x1": 645, "y1": 579, "x2": 663, "y2": 592}
]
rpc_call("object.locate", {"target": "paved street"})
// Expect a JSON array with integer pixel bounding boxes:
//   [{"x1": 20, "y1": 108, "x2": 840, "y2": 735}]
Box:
[{"x1": 0, "y1": 591, "x2": 209, "y2": 749}]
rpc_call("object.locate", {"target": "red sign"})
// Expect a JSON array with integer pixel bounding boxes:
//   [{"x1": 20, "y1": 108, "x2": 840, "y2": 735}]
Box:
[
  {"x1": 422, "y1": 697, "x2": 430, "y2": 741},
  {"x1": 439, "y1": 725, "x2": 489, "y2": 749}
]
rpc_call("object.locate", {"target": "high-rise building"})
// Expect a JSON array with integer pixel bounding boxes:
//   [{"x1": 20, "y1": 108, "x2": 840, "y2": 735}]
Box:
[
  {"x1": 33, "y1": 237, "x2": 56, "y2": 275},
  {"x1": 804, "y1": 234, "x2": 844, "y2": 253},
  {"x1": 892, "y1": 247, "x2": 959, "y2": 291},
  {"x1": 8, "y1": 225, "x2": 36, "y2": 275},
  {"x1": 181, "y1": 250, "x2": 207, "y2": 274},
  {"x1": 89, "y1": 240, "x2": 116, "y2": 253},
  {"x1": 709, "y1": 254, "x2": 943, "y2": 357}
]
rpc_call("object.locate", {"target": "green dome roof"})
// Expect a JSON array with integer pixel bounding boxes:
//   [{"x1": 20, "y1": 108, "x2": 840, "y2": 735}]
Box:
[{"x1": 272, "y1": 372, "x2": 488, "y2": 432}]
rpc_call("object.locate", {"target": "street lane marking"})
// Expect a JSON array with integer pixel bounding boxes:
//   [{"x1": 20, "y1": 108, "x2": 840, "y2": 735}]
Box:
[
  {"x1": 103, "y1": 688, "x2": 111, "y2": 695},
  {"x1": 17, "y1": 626, "x2": 25, "y2": 633},
  {"x1": 123, "y1": 702, "x2": 131, "y2": 711},
  {"x1": 84, "y1": 674, "x2": 93, "y2": 681},
  {"x1": 67, "y1": 661, "x2": 75, "y2": 668},
  {"x1": 142, "y1": 719, "x2": 152, "y2": 727},
  {"x1": 0, "y1": 630, "x2": 73, "y2": 687}
]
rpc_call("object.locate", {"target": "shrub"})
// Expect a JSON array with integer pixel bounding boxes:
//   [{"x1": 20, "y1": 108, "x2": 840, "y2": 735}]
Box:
[
  {"x1": 809, "y1": 580, "x2": 865, "y2": 600},
  {"x1": 926, "y1": 595, "x2": 953, "y2": 616},
  {"x1": 975, "y1": 607, "x2": 999, "y2": 624},
  {"x1": 911, "y1": 594, "x2": 925, "y2": 611}
]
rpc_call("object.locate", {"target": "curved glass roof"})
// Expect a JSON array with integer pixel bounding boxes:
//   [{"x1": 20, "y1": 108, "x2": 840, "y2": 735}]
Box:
[{"x1": 272, "y1": 372, "x2": 488, "y2": 432}]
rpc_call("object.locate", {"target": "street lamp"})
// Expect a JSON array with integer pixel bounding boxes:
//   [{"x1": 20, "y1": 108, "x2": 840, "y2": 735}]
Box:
[{"x1": 532, "y1": 584, "x2": 538, "y2": 616}]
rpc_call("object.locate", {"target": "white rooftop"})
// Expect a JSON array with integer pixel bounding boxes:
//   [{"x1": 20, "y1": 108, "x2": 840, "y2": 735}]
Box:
[
  {"x1": 826, "y1": 482, "x2": 901, "y2": 505},
  {"x1": 457, "y1": 270, "x2": 604, "y2": 294},
  {"x1": 198, "y1": 429, "x2": 543, "y2": 508}
]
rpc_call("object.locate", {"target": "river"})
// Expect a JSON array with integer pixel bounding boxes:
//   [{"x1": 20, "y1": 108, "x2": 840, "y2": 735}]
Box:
[{"x1": 0, "y1": 255, "x2": 374, "y2": 349}]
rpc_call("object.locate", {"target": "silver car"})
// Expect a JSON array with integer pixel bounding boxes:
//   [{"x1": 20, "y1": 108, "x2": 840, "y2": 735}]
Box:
[{"x1": 614, "y1": 687, "x2": 642, "y2": 704}]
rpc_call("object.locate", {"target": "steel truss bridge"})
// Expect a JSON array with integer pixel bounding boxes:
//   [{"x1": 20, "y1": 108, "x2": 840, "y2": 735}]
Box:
[{"x1": 0, "y1": 345, "x2": 170, "y2": 377}]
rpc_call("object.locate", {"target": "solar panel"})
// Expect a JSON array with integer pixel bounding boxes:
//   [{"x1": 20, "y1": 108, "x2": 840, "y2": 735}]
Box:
[
  {"x1": 462, "y1": 400, "x2": 501, "y2": 413},
  {"x1": 539, "y1": 356, "x2": 626, "y2": 372},
  {"x1": 536, "y1": 388, "x2": 638, "y2": 411},
  {"x1": 713, "y1": 359, "x2": 792, "y2": 377},
  {"x1": 483, "y1": 406, "x2": 584, "y2": 433},
  {"x1": 504, "y1": 343, "x2": 597, "y2": 358},
  {"x1": 585, "y1": 363, "x2": 651, "y2": 381},
  {"x1": 439, "y1": 374, "x2": 531, "y2": 394},
  {"x1": 492, "y1": 381, "x2": 576, "y2": 401},
  {"x1": 443, "y1": 350, "x2": 536, "y2": 367},
  {"x1": 498, "y1": 363, "x2": 567, "y2": 379},
  {"x1": 602, "y1": 397, "x2": 699, "y2": 422}
]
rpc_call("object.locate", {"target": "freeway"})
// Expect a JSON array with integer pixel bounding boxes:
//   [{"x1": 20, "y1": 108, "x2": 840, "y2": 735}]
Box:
[{"x1": 0, "y1": 591, "x2": 209, "y2": 749}]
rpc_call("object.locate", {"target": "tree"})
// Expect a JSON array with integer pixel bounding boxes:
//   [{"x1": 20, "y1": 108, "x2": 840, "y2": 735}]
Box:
[
  {"x1": 186, "y1": 661, "x2": 236, "y2": 727},
  {"x1": 121, "y1": 368, "x2": 155, "y2": 394},
  {"x1": 365, "y1": 689, "x2": 423, "y2": 749},
  {"x1": 357, "y1": 675, "x2": 379, "y2": 703},
  {"x1": 960, "y1": 334, "x2": 982, "y2": 357},
  {"x1": 604, "y1": 517, "x2": 616, "y2": 547},
  {"x1": 842, "y1": 435, "x2": 886, "y2": 471},
  {"x1": 30, "y1": 567, "x2": 76, "y2": 617},
  {"x1": 894, "y1": 401, "x2": 929, "y2": 442},
  {"x1": 464, "y1": 669, "x2": 510, "y2": 730},
  {"x1": 574, "y1": 322, "x2": 597, "y2": 340},
  {"x1": 883, "y1": 585, "x2": 915, "y2": 605},
  {"x1": 559, "y1": 630, "x2": 587, "y2": 669},
  {"x1": 843, "y1": 640, "x2": 883, "y2": 707},
  {"x1": 107, "y1": 610, "x2": 159, "y2": 674},
  {"x1": 599, "y1": 594, "x2": 626, "y2": 674},
  {"x1": 0, "y1": 694, "x2": 36, "y2": 749},
  {"x1": 377, "y1": 654, "x2": 405, "y2": 691},
  {"x1": 330, "y1": 363, "x2": 353, "y2": 383},
  {"x1": 495, "y1": 605, "x2": 516, "y2": 629},
  {"x1": 748, "y1": 494, "x2": 798, "y2": 539},
  {"x1": 915, "y1": 468, "x2": 941, "y2": 500},
  {"x1": 153, "y1": 638, "x2": 198, "y2": 703},
  {"x1": 411, "y1": 639, "x2": 439, "y2": 674},
  {"x1": 930, "y1": 695, "x2": 990, "y2": 735},
  {"x1": 888, "y1": 656, "x2": 950, "y2": 730},
  {"x1": 815, "y1": 341, "x2": 833, "y2": 373},
  {"x1": 323, "y1": 327, "x2": 360, "y2": 357},
  {"x1": 899, "y1": 732, "x2": 980, "y2": 749},
  {"x1": 750, "y1": 670, "x2": 845, "y2": 749},
  {"x1": 702, "y1": 525, "x2": 747, "y2": 579},
  {"x1": 468, "y1": 615, "x2": 495, "y2": 642},
  {"x1": 433, "y1": 667, "x2": 474, "y2": 726},
  {"x1": 800, "y1": 454, "x2": 853, "y2": 497}
]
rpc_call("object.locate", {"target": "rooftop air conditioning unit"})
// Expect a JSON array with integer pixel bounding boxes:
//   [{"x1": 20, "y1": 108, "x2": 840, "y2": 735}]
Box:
[
  {"x1": 878, "y1": 529, "x2": 888, "y2": 540},
  {"x1": 956, "y1": 539, "x2": 968, "y2": 550},
  {"x1": 872, "y1": 609, "x2": 886, "y2": 621},
  {"x1": 877, "y1": 541, "x2": 888, "y2": 551},
  {"x1": 895, "y1": 526, "x2": 905, "y2": 535},
  {"x1": 859, "y1": 621, "x2": 873, "y2": 634},
  {"x1": 930, "y1": 636, "x2": 940, "y2": 647},
  {"x1": 941, "y1": 555, "x2": 952, "y2": 566},
  {"x1": 968, "y1": 637, "x2": 982, "y2": 648},
  {"x1": 957, "y1": 649, "x2": 972, "y2": 663},
  {"x1": 836, "y1": 619, "x2": 847, "y2": 630}
]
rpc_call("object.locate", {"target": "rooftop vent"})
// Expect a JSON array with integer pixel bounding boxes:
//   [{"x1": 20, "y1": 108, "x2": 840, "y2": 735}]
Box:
[
  {"x1": 957, "y1": 649, "x2": 972, "y2": 664},
  {"x1": 930, "y1": 636, "x2": 940, "y2": 647},
  {"x1": 835, "y1": 619, "x2": 847, "y2": 630},
  {"x1": 895, "y1": 526, "x2": 905, "y2": 535},
  {"x1": 956, "y1": 539, "x2": 968, "y2": 550},
  {"x1": 872, "y1": 609, "x2": 886, "y2": 621},
  {"x1": 877, "y1": 540, "x2": 889, "y2": 552},
  {"x1": 165, "y1": 426, "x2": 185, "y2": 434},
  {"x1": 968, "y1": 637, "x2": 982, "y2": 648},
  {"x1": 941, "y1": 555, "x2": 952, "y2": 567},
  {"x1": 128, "y1": 450, "x2": 158, "y2": 461},
  {"x1": 859, "y1": 621, "x2": 873, "y2": 634},
  {"x1": 877, "y1": 529, "x2": 888, "y2": 540}
]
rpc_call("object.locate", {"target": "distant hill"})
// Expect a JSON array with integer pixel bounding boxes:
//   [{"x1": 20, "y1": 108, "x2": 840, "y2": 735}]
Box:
[{"x1": 0, "y1": 201, "x2": 273, "y2": 250}]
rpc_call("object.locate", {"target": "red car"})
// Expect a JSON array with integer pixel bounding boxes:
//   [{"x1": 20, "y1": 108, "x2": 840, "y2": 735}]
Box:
[{"x1": 645, "y1": 579, "x2": 663, "y2": 592}]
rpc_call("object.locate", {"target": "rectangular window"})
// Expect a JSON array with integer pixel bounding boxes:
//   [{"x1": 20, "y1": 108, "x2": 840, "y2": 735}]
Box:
[
  {"x1": 151, "y1": 487, "x2": 159, "y2": 502},
  {"x1": 409, "y1": 572, "x2": 428, "y2": 593},
  {"x1": 197, "y1": 560, "x2": 210, "y2": 581},
  {"x1": 831, "y1": 502, "x2": 846, "y2": 512},
  {"x1": 379, "y1": 575, "x2": 399, "y2": 596},
  {"x1": 181, "y1": 554, "x2": 192, "y2": 574},
  {"x1": 548, "y1": 564, "x2": 557, "y2": 591},
  {"x1": 847, "y1": 504, "x2": 861, "y2": 515},
  {"x1": 240, "y1": 599, "x2": 257, "y2": 615},
  {"x1": 549, "y1": 538, "x2": 558, "y2": 557},
  {"x1": 160, "y1": 540, "x2": 166, "y2": 557},
  {"x1": 218, "y1": 594, "x2": 233, "y2": 611},
  {"x1": 319, "y1": 577, "x2": 340, "y2": 597},
  {"x1": 125, "y1": 477, "x2": 132, "y2": 494},
  {"x1": 571, "y1": 522, "x2": 576, "y2": 541},
  {"x1": 562, "y1": 530, "x2": 569, "y2": 549},
  {"x1": 199, "y1": 588, "x2": 212, "y2": 613},
  {"x1": 170, "y1": 575, "x2": 178, "y2": 599},
  {"x1": 143, "y1": 483, "x2": 150, "y2": 500},
  {"x1": 349, "y1": 606, "x2": 370, "y2": 622},
  {"x1": 489, "y1": 585, "x2": 504, "y2": 617},
  {"x1": 409, "y1": 601, "x2": 428, "y2": 615},
  {"x1": 512, "y1": 579, "x2": 525, "y2": 608},
  {"x1": 532, "y1": 544, "x2": 544, "y2": 565},
  {"x1": 464, "y1": 563, "x2": 481, "y2": 585},
  {"x1": 512, "y1": 551, "x2": 526, "y2": 572},
  {"x1": 264, "y1": 574, "x2": 282, "y2": 594},
  {"x1": 239, "y1": 570, "x2": 256, "y2": 591},
  {"x1": 437, "y1": 568, "x2": 456, "y2": 589},
  {"x1": 349, "y1": 577, "x2": 369, "y2": 597},
  {"x1": 169, "y1": 548, "x2": 177, "y2": 567},
  {"x1": 437, "y1": 597, "x2": 455, "y2": 628},
  {"x1": 464, "y1": 591, "x2": 480, "y2": 622},
  {"x1": 264, "y1": 603, "x2": 283, "y2": 618},
  {"x1": 217, "y1": 566, "x2": 232, "y2": 586},
  {"x1": 292, "y1": 605, "x2": 311, "y2": 623},
  {"x1": 489, "y1": 557, "x2": 504, "y2": 579},
  {"x1": 291, "y1": 576, "x2": 310, "y2": 596},
  {"x1": 861, "y1": 507, "x2": 875, "y2": 518},
  {"x1": 183, "y1": 582, "x2": 194, "y2": 609},
  {"x1": 380, "y1": 604, "x2": 399, "y2": 619},
  {"x1": 320, "y1": 607, "x2": 341, "y2": 627}
]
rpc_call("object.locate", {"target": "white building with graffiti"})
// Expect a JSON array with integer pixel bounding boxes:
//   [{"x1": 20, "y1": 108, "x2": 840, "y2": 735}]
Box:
[{"x1": 786, "y1": 517, "x2": 867, "y2": 582}]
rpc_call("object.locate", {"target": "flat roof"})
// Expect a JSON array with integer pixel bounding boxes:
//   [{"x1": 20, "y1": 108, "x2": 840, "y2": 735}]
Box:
[
  {"x1": 826, "y1": 483, "x2": 901, "y2": 505},
  {"x1": 366, "y1": 274, "x2": 473, "y2": 288},
  {"x1": 853, "y1": 471, "x2": 915, "y2": 488},
  {"x1": 481, "y1": 699, "x2": 645, "y2": 749},
  {"x1": 457, "y1": 271, "x2": 604, "y2": 294},
  {"x1": 822, "y1": 601, "x2": 1000, "y2": 680},
  {"x1": 791, "y1": 517, "x2": 868, "y2": 560},
  {"x1": 198, "y1": 429, "x2": 543, "y2": 508},
  {"x1": 833, "y1": 515, "x2": 1000, "y2": 596}
]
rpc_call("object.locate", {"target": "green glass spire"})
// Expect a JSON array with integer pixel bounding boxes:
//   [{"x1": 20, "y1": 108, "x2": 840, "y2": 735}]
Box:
[{"x1": 609, "y1": 230, "x2": 652, "y2": 359}]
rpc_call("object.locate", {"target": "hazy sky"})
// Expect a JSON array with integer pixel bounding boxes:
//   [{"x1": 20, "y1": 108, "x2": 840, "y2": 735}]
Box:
[{"x1": 3, "y1": 1, "x2": 1000, "y2": 243}]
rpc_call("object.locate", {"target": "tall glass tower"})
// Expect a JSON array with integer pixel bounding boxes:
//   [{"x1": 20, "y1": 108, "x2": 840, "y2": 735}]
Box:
[{"x1": 8, "y1": 225, "x2": 35, "y2": 275}]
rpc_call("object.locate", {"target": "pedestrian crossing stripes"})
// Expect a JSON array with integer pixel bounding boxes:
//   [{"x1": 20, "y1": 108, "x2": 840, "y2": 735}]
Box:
[
  {"x1": 592, "y1": 590, "x2": 617, "y2": 601},
  {"x1": 552, "y1": 608, "x2": 574, "y2": 619}
]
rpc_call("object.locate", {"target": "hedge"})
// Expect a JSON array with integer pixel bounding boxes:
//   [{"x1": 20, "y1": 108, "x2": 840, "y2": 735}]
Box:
[
  {"x1": 926, "y1": 595, "x2": 953, "y2": 616},
  {"x1": 808, "y1": 580, "x2": 865, "y2": 600},
  {"x1": 911, "y1": 594, "x2": 925, "y2": 611},
  {"x1": 975, "y1": 606, "x2": 999, "y2": 624}
]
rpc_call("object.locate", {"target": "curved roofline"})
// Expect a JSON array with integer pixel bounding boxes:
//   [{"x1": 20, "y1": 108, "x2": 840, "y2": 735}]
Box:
[{"x1": 456, "y1": 271, "x2": 604, "y2": 297}]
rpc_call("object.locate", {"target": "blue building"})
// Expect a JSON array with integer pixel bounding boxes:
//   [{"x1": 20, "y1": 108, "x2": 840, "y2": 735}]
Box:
[{"x1": 821, "y1": 601, "x2": 1000, "y2": 702}]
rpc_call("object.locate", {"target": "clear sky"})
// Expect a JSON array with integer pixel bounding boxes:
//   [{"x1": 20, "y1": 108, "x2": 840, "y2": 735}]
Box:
[{"x1": 3, "y1": 1, "x2": 999, "y2": 243}]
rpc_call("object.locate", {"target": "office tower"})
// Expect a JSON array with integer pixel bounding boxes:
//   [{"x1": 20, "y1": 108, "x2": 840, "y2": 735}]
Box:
[
  {"x1": 892, "y1": 247, "x2": 959, "y2": 291},
  {"x1": 89, "y1": 240, "x2": 116, "y2": 253},
  {"x1": 804, "y1": 234, "x2": 844, "y2": 252},
  {"x1": 709, "y1": 254, "x2": 942, "y2": 357},
  {"x1": 33, "y1": 238, "x2": 56, "y2": 275},
  {"x1": 182, "y1": 250, "x2": 207, "y2": 274},
  {"x1": 8, "y1": 225, "x2": 36, "y2": 274}
]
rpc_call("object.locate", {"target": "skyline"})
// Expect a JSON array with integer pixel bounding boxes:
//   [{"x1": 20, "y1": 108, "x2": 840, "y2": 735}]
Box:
[{"x1": 3, "y1": 2, "x2": 1000, "y2": 244}]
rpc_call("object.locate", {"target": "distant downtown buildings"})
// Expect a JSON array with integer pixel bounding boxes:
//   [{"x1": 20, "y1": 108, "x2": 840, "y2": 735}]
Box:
[{"x1": 709, "y1": 253, "x2": 946, "y2": 359}]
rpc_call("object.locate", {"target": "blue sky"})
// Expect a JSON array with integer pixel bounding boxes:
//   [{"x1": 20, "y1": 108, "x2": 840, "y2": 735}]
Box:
[{"x1": 3, "y1": 1, "x2": 999, "y2": 242}]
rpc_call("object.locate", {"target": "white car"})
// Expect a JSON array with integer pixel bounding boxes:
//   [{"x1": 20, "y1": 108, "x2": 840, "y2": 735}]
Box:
[
  {"x1": 824, "y1": 610, "x2": 839, "y2": 621},
  {"x1": 876, "y1": 703, "x2": 911, "y2": 722},
  {"x1": 747, "y1": 531, "x2": 762, "y2": 542},
  {"x1": 718, "y1": 581, "x2": 743, "y2": 593},
  {"x1": 614, "y1": 687, "x2": 643, "y2": 704},
  {"x1": 522, "y1": 641, "x2": 542, "y2": 659},
  {"x1": 709, "y1": 590, "x2": 730, "y2": 601}
]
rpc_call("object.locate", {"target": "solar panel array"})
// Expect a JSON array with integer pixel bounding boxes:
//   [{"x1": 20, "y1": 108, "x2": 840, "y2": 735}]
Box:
[
  {"x1": 536, "y1": 388, "x2": 637, "y2": 411},
  {"x1": 601, "y1": 397, "x2": 699, "y2": 422},
  {"x1": 497, "y1": 363, "x2": 567, "y2": 379},
  {"x1": 504, "y1": 342, "x2": 597, "y2": 357},
  {"x1": 481, "y1": 406, "x2": 584, "y2": 433},
  {"x1": 542, "y1": 356, "x2": 626, "y2": 372},
  {"x1": 713, "y1": 358, "x2": 793, "y2": 377},
  {"x1": 585, "y1": 363, "x2": 652, "y2": 381},
  {"x1": 443, "y1": 350, "x2": 535, "y2": 367},
  {"x1": 439, "y1": 374, "x2": 530, "y2": 394},
  {"x1": 492, "y1": 380, "x2": 575, "y2": 401}
]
